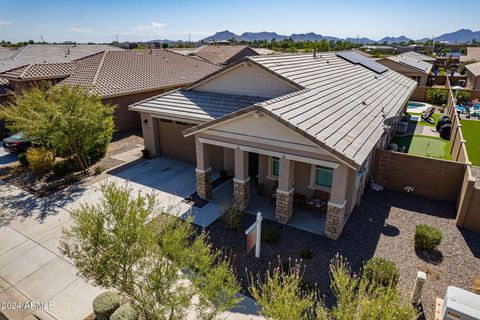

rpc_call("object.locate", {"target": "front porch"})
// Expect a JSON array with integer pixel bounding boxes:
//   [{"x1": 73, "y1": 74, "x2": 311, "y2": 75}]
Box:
[
  {"x1": 194, "y1": 135, "x2": 352, "y2": 239},
  {"x1": 211, "y1": 179, "x2": 327, "y2": 235}
]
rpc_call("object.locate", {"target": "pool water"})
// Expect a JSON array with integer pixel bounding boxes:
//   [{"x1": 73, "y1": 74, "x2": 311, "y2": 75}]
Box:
[{"x1": 407, "y1": 102, "x2": 428, "y2": 112}]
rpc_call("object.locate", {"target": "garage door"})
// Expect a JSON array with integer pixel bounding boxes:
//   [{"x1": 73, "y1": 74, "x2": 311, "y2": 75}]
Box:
[{"x1": 157, "y1": 119, "x2": 196, "y2": 164}]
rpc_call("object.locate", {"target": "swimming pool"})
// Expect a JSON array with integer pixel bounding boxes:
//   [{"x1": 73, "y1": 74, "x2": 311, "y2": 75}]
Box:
[{"x1": 407, "y1": 101, "x2": 429, "y2": 112}]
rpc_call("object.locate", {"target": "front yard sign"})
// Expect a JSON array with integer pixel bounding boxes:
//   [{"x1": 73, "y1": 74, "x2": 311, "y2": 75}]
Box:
[{"x1": 245, "y1": 212, "x2": 262, "y2": 258}]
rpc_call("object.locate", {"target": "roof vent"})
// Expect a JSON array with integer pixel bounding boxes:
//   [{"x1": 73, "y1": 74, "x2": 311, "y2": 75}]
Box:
[{"x1": 313, "y1": 48, "x2": 317, "y2": 58}]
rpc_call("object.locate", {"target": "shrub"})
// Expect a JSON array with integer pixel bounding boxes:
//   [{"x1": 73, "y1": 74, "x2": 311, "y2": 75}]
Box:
[
  {"x1": 426, "y1": 88, "x2": 448, "y2": 105},
  {"x1": 26, "y1": 147, "x2": 55, "y2": 175},
  {"x1": 17, "y1": 152, "x2": 28, "y2": 166},
  {"x1": 110, "y1": 303, "x2": 138, "y2": 320},
  {"x1": 414, "y1": 225, "x2": 442, "y2": 251},
  {"x1": 94, "y1": 165, "x2": 106, "y2": 175},
  {"x1": 456, "y1": 90, "x2": 471, "y2": 104},
  {"x1": 363, "y1": 257, "x2": 400, "y2": 288},
  {"x1": 262, "y1": 227, "x2": 280, "y2": 244},
  {"x1": 220, "y1": 203, "x2": 243, "y2": 230},
  {"x1": 92, "y1": 291, "x2": 121, "y2": 320},
  {"x1": 52, "y1": 160, "x2": 70, "y2": 176},
  {"x1": 300, "y1": 249, "x2": 314, "y2": 260},
  {"x1": 473, "y1": 274, "x2": 480, "y2": 294}
]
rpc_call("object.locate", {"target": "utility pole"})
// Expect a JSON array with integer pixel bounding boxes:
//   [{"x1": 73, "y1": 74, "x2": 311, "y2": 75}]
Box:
[
  {"x1": 40, "y1": 35, "x2": 44, "y2": 43},
  {"x1": 189, "y1": 33, "x2": 191, "y2": 43},
  {"x1": 116, "y1": 34, "x2": 119, "y2": 43}
]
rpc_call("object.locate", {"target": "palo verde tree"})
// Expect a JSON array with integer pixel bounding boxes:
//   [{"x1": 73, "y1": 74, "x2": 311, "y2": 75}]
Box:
[
  {"x1": 0, "y1": 85, "x2": 114, "y2": 171},
  {"x1": 60, "y1": 182, "x2": 241, "y2": 320}
]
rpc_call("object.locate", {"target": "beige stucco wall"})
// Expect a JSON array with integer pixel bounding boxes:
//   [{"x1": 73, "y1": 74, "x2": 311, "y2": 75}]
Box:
[
  {"x1": 377, "y1": 58, "x2": 428, "y2": 86},
  {"x1": 465, "y1": 69, "x2": 479, "y2": 90},
  {"x1": 193, "y1": 63, "x2": 297, "y2": 98}
]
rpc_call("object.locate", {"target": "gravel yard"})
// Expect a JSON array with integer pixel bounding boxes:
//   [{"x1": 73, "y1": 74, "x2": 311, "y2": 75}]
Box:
[{"x1": 205, "y1": 189, "x2": 480, "y2": 319}]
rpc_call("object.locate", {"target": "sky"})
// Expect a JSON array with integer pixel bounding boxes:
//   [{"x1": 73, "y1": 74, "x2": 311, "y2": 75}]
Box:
[{"x1": 1, "y1": 0, "x2": 480, "y2": 43}]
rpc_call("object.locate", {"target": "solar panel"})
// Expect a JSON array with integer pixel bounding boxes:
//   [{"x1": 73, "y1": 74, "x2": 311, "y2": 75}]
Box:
[
  {"x1": 336, "y1": 51, "x2": 389, "y2": 74},
  {"x1": 397, "y1": 57, "x2": 430, "y2": 72}
]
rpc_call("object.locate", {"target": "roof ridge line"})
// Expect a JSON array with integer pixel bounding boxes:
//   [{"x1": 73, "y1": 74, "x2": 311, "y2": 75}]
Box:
[
  {"x1": 19, "y1": 64, "x2": 33, "y2": 78},
  {"x1": 91, "y1": 51, "x2": 107, "y2": 86}
]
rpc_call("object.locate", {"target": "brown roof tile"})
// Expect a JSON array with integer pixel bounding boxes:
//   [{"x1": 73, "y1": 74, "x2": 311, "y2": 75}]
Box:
[
  {"x1": 61, "y1": 50, "x2": 221, "y2": 97},
  {"x1": 192, "y1": 45, "x2": 258, "y2": 65},
  {"x1": 0, "y1": 62, "x2": 78, "y2": 80}
]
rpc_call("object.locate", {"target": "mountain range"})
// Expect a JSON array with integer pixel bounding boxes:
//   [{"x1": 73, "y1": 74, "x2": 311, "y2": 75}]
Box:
[{"x1": 201, "y1": 29, "x2": 480, "y2": 44}]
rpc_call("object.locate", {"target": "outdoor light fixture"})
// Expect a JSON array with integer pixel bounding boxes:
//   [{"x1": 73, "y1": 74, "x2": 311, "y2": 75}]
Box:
[{"x1": 143, "y1": 119, "x2": 149, "y2": 125}]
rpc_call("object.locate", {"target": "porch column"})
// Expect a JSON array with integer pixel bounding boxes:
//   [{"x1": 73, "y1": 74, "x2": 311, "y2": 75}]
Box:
[
  {"x1": 140, "y1": 113, "x2": 160, "y2": 156},
  {"x1": 275, "y1": 156, "x2": 294, "y2": 224},
  {"x1": 325, "y1": 163, "x2": 348, "y2": 240},
  {"x1": 195, "y1": 136, "x2": 212, "y2": 200},
  {"x1": 233, "y1": 148, "x2": 250, "y2": 210}
]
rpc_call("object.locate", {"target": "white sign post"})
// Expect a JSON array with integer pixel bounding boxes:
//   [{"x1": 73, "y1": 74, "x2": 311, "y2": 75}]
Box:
[
  {"x1": 245, "y1": 212, "x2": 262, "y2": 258},
  {"x1": 411, "y1": 271, "x2": 426, "y2": 305}
]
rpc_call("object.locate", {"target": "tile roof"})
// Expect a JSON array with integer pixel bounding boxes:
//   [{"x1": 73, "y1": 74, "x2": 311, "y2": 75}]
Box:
[
  {"x1": 0, "y1": 44, "x2": 123, "y2": 73},
  {"x1": 0, "y1": 61, "x2": 78, "y2": 80},
  {"x1": 466, "y1": 61, "x2": 480, "y2": 77},
  {"x1": 61, "y1": 50, "x2": 222, "y2": 98},
  {"x1": 192, "y1": 45, "x2": 258, "y2": 65},
  {"x1": 387, "y1": 54, "x2": 433, "y2": 73},
  {"x1": 0, "y1": 78, "x2": 9, "y2": 95},
  {"x1": 399, "y1": 51, "x2": 436, "y2": 62},
  {"x1": 131, "y1": 90, "x2": 267, "y2": 121},
  {"x1": 139, "y1": 52, "x2": 416, "y2": 168}
]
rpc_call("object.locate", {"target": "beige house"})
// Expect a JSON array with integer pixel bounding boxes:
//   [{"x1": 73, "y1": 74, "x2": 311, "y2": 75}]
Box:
[
  {"x1": 460, "y1": 47, "x2": 480, "y2": 63},
  {"x1": 377, "y1": 54, "x2": 433, "y2": 86},
  {"x1": 131, "y1": 52, "x2": 417, "y2": 239},
  {"x1": 465, "y1": 61, "x2": 480, "y2": 90}
]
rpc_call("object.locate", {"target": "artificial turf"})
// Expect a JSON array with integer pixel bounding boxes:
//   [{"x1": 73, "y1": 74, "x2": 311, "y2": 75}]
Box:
[
  {"x1": 392, "y1": 135, "x2": 451, "y2": 160},
  {"x1": 459, "y1": 119, "x2": 480, "y2": 166},
  {"x1": 407, "y1": 112, "x2": 442, "y2": 127}
]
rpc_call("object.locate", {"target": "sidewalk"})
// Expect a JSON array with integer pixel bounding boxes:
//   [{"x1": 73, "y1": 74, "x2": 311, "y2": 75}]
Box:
[{"x1": 0, "y1": 180, "x2": 262, "y2": 319}]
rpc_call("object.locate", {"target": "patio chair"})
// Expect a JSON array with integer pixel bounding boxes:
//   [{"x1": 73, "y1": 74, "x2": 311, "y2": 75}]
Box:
[
  {"x1": 307, "y1": 189, "x2": 330, "y2": 213},
  {"x1": 421, "y1": 107, "x2": 435, "y2": 124},
  {"x1": 270, "y1": 181, "x2": 278, "y2": 205}
]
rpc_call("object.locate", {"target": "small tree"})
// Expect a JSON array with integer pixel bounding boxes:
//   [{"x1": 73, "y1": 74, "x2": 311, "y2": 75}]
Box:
[
  {"x1": 1, "y1": 85, "x2": 114, "y2": 171},
  {"x1": 426, "y1": 88, "x2": 448, "y2": 105},
  {"x1": 60, "y1": 182, "x2": 240, "y2": 320}
]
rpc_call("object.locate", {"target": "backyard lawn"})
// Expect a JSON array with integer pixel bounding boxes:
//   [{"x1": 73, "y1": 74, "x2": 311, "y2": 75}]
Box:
[
  {"x1": 407, "y1": 112, "x2": 442, "y2": 128},
  {"x1": 392, "y1": 135, "x2": 451, "y2": 160},
  {"x1": 460, "y1": 119, "x2": 480, "y2": 166}
]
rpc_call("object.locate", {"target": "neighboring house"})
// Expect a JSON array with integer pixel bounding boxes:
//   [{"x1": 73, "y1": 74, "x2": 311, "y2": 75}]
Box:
[
  {"x1": 360, "y1": 45, "x2": 397, "y2": 55},
  {"x1": 0, "y1": 50, "x2": 221, "y2": 131},
  {"x1": 399, "y1": 51, "x2": 436, "y2": 63},
  {"x1": 191, "y1": 45, "x2": 259, "y2": 65},
  {"x1": 460, "y1": 47, "x2": 480, "y2": 62},
  {"x1": 465, "y1": 61, "x2": 480, "y2": 90},
  {"x1": 377, "y1": 54, "x2": 433, "y2": 86},
  {"x1": 130, "y1": 52, "x2": 417, "y2": 239}
]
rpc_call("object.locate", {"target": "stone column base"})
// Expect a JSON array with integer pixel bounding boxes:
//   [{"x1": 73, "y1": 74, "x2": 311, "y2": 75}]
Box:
[
  {"x1": 275, "y1": 188, "x2": 294, "y2": 224},
  {"x1": 233, "y1": 177, "x2": 250, "y2": 211},
  {"x1": 325, "y1": 201, "x2": 347, "y2": 240},
  {"x1": 196, "y1": 168, "x2": 212, "y2": 200}
]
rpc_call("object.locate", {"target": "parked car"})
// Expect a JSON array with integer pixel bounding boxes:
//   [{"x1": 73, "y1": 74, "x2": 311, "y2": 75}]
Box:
[{"x1": 2, "y1": 133, "x2": 31, "y2": 153}]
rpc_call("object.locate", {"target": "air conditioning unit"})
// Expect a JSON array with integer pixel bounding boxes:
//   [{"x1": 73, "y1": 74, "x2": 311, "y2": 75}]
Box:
[{"x1": 438, "y1": 286, "x2": 480, "y2": 320}]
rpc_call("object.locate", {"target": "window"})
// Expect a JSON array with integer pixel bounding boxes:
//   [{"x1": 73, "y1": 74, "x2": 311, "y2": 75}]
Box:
[
  {"x1": 271, "y1": 157, "x2": 279, "y2": 177},
  {"x1": 314, "y1": 165, "x2": 333, "y2": 188}
]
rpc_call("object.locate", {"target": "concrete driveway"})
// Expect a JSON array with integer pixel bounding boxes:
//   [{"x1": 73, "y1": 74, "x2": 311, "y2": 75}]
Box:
[{"x1": 0, "y1": 155, "x2": 261, "y2": 319}]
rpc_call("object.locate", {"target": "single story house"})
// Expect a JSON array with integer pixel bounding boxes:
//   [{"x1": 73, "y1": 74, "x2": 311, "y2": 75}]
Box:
[
  {"x1": 130, "y1": 51, "x2": 417, "y2": 239},
  {"x1": 398, "y1": 51, "x2": 436, "y2": 63},
  {"x1": 191, "y1": 45, "x2": 259, "y2": 65},
  {"x1": 460, "y1": 47, "x2": 480, "y2": 63},
  {"x1": 0, "y1": 50, "x2": 221, "y2": 131},
  {"x1": 465, "y1": 61, "x2": 480, "y2": 90},
  {"x1": 377, "y1": 54, "x2": 433, "y2": 86}
]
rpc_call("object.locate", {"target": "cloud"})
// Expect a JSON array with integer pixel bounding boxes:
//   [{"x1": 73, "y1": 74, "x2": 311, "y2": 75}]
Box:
[
  {"x1": 132, "y1": 22, "x2": 166, "y2": 34},
  {"x1": 0, "y1": 20, "x2": 13, "y2": 27},
  {"x1": 68, "y1": 27, "x2": 94, "y2": 33}
]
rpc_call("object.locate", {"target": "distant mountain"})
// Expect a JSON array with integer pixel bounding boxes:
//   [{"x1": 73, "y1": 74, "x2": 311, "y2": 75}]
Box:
[
  {"x1": 433, "y1": 29, "x2": 480, "y2": 43},
  {"x1": 198, "y1": 28, "x2": 480, "y2": 44},
  {"x1": 378, "y1": 36, "x2": 412, "y2": 44}
]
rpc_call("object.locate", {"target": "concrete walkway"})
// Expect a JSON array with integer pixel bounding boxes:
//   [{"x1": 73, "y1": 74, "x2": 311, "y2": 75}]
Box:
[{"x1": 0, "y1": 173, "x2": 262, "y2": 319}]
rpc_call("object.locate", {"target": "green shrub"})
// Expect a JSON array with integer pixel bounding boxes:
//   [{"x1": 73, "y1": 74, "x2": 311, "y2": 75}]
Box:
[
  {"x1": 300, "y1": 249, "x2": 314, "y2": 260},
  {"x1": 414, "y1": 225, "x2": 442, "y2": 251},
  {"x1": 456, "y1": 90, "x2": 471, "y2": 104},
  {"x1": 92, "y1": 291, "x2": 121, "y2": 320},
  {"x1": 26, "y1": 147, "x2": 55, "y2": 175},
  {"x1": 94, "y1": 165, "x2": 106, "y2": 175},
  {"x1": 262, "y1": 227, "x2": 280, "y2": 244},
  {"x1": 17, "y1": 152, "x2": 28, "y2": 166},
  {"x1": 363, "y1": 257, "x2": 400, "y2": 288},
  {"x1": 220, "y1": 203, "x2": 243, "y2": 230},
  {"x1": 426, "y1": 88, "x2": 448, "y2": 105},
  {"x1": 473, "y1": 274, "x2": 480, "y2": 294},
  {"x1": 52, "y1": 160, "x2": 70, "y2": 176},
  {"x1": 110, "y1": 303, "x2": 138, "y2": 320}
]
